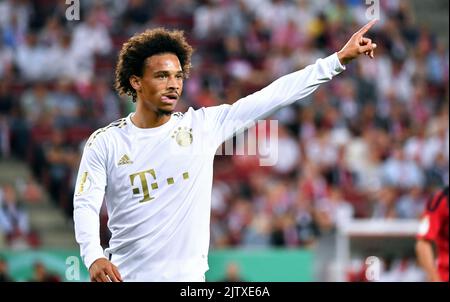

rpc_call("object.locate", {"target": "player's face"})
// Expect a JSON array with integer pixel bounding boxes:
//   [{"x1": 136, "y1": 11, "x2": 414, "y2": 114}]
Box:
[{"x1": 137, "y1": 53, "x2": 184, "y2": 115}]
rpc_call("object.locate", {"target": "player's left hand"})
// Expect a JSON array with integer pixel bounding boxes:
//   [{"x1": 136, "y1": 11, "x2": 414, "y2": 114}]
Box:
[{"x1": 337, "y1": 19, "x2": 378, "y2": 65}]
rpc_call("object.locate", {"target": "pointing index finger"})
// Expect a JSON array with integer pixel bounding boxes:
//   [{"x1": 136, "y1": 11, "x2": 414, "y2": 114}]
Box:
[{"x1": 357, "y1": 19, "x2": 378, "y2": 36}]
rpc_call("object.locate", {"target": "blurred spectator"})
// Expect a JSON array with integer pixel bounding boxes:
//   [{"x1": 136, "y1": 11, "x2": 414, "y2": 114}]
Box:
[
  {"x1": 0, "y1": 184, "x2": 37, "y2": 248},
  {"x1": 28, "y1": 262, "x2": 60, "y2": 282},
  {"x1": 16, "y1": 175, "x2": 43, "y2": 204},
  {"x1": 88, "y1": 78, "x2": 122, "y2": 127},
  {"x1": 0, "y1": 1, "x2": 29, "y2": 49},
  {"x1": 293, "y1": 193, "x2": 319, "y2": 246},
  {"x1": 39, "y1": 16, "x2": 63, "y2": 47},
  {"x1": 0, "y1": 115, "x2": 10, "y2": 158},
  {"x1": 382, "y1": 144, "x2": 425, "y2": 189},
  {"x1": 305, "y1": 127, "x2": 338, "y2": 170},
  {"x1": 242, "y1": 211, "x2": 271, "y2": 247},
  {"x1": 0, "y1": 256, "x2": 13, "y2": 282},
  {"x1": 47, "y1": 32, "x2": 83, "y2": 82},
  {"x1": 70, "y1": 9, "x2": 112, "y2": 82},
  {"x1": 267, "y1": 125, "x2": 300, "y2": 177},
  {"x1": 377, "y1": 256, "x2": 425, "y2": 282},
  {"x1": 0, "y1": 80, "x2": 13, "y2": 116},
  {"x1": 0, "y1": 79, "x2": 13, "y2": 158},
  {"x1": 0, "y1": 38, "x2": 13, "y2": 78},
  {"x1": 41, "y1": 128, "x2": 77, "y2": 209},
  {"x1": 371, "y1": 186, "x2": 397, "y2": 219},
  {"x1": 15, "y1": 31, "x2": 49, "y2": 81},
  {"x1": 314, "y1": 186, "x2": 354, "y2": 232},
  {"x1": 298, "y1": 161, "x2": 328, "y2": 202},
  {"x1": 270, "y1": 213, "x2": 298, "y2": 247},
  {"x1": 20, "y1": 82, "x2": 55, "y2": 128},
  {"x1": 72, "y1": 10, "x2": 112, "y2": 58},
  {"x1": 51, "y1": 79, "x2": 81, "y2": 128},
  {"x1": 396, "y1": 186, "x2": 426, "y2": 219},
  {"x1": 193, "y1": 0, "x2": 226, "y2": 39},
  {"x1": 123, "y1": 0, "x2": 154, "y2": 26},
  {"x1": 220, "y1": 262, "x2": 245, "y2": 282}
]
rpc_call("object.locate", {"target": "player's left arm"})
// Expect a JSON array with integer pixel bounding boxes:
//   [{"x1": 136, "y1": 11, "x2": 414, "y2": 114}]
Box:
[{"x1": 203, "y1": 20, "x2": 378, "y2": 146}]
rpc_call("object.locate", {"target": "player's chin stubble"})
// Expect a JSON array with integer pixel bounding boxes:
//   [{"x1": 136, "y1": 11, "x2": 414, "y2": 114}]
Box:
[{"x1": 157, "y1": 108, "x2": 174, "y2": 117}]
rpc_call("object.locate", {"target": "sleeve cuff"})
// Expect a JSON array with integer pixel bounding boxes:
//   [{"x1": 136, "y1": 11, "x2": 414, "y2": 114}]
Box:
[{"x1": 329, "y1": 52, "x2": 346, "y2": 74}]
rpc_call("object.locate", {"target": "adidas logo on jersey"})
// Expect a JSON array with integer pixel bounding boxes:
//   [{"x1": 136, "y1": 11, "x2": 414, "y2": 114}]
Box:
[{"x1": 118, "y1": 154, "x2": 133, "y2": 165}]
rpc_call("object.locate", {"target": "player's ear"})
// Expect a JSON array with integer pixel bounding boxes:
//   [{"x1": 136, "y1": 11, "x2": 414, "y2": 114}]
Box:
[{"x1": 130, "y1": 76, "x2": 141, "y2": 92}]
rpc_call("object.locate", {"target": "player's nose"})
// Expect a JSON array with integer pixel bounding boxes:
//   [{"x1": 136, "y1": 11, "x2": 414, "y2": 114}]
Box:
[{"x1": 167, "y1": 75, "x2": 181, "y2": 90}]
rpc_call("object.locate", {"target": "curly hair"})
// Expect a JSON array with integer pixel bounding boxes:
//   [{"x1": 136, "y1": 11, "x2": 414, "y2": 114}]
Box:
[{"x1": 114, "y1": 28, "x2": 193, "y2": 102}]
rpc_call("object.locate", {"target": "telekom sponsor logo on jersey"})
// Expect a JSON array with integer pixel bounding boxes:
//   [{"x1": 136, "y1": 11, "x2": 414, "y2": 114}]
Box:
[{"x1": 168, "y1": 119, "x2": 279, "y2": 167}]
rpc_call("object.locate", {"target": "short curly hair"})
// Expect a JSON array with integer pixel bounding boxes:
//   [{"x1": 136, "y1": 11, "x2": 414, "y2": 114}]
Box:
[{"x1": 114, "y1": 28, "x2": 193, "y2": 102}]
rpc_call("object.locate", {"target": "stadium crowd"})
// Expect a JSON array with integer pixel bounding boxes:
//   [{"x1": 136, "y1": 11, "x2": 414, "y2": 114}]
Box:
[{"x1": 0, "y1": 0, "x2": 448, "y2": 281}]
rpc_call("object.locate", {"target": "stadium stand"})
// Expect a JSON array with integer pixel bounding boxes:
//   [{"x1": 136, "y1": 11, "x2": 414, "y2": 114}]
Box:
[{"x1": 0, "y1": 0, "x2": 448, "y2": 281}]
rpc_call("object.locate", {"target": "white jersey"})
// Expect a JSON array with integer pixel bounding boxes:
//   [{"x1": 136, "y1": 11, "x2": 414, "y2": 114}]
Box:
[{"x1": 73, "y1": 53, "x2": 345, "y2": 281}]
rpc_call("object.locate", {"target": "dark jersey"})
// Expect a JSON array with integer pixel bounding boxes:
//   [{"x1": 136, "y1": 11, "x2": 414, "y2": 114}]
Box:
[{"x1": 417, "y1": 187, "x2": 449, "y2": 282}]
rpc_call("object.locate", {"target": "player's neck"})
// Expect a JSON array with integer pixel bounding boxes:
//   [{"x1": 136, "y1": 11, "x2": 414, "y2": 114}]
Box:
[{"x1": 131, "y1": 107, "x2": 171, "y2": 128}]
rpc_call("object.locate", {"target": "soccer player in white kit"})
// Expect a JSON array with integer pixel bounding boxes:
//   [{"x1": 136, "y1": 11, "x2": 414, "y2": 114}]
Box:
[{"x1": 73, "y1": 20, "x2": 378, "y2": 282}]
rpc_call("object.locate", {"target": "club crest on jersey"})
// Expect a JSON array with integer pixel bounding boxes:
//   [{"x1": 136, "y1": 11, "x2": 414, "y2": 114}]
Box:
[{"x1": 171, "y1": 127, "x2": 193, "y2": 147}]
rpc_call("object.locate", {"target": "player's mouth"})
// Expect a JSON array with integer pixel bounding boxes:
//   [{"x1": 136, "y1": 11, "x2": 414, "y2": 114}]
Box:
[{"x1": 161, "y1": 93, "x2": 178, "y2": 105}]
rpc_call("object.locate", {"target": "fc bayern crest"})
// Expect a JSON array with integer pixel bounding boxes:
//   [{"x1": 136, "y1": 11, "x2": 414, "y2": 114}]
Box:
[{"x1": 172, "y1": 127, "x2": 193, "y2": 147}]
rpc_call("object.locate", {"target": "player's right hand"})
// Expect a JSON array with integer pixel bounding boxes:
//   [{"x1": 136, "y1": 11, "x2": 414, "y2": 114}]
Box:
[
  {"x1": 89, "y1": 258, "x2": 123, "y2": 282},
  {"x1": 337, "y1": 19, "x2": 378, "y2": 65}
]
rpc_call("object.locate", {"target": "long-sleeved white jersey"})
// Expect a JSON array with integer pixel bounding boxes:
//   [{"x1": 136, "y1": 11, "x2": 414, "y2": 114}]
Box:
[{"x1": 73, "y1": 53, "x2": 345, "y2": 281}]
